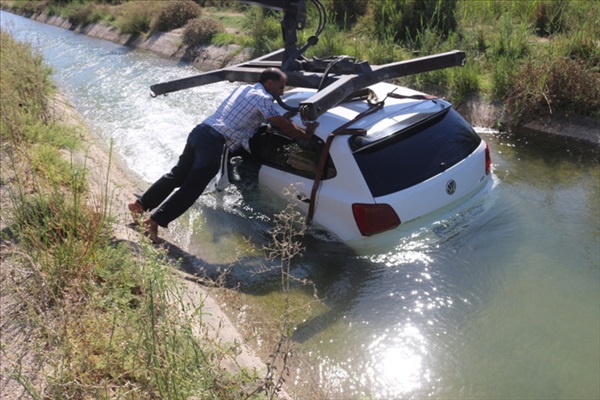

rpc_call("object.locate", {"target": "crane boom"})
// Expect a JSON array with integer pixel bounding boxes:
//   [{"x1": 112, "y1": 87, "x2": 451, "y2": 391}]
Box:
[{"x1": 150, "y1": 0, "x2": 467, "y2": 121}]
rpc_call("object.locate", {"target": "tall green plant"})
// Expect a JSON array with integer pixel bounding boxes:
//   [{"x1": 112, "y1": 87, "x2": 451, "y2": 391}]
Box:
[
  {"x1": 0, "y1": 31, "x2": 52, "y2": 141},
  {"x1": 490, "y1": 14, "x2": 530, "y2": 60},
  {"x1": 450, "y1": 58, "x2": 480, "y2": 104},
  {"x1": 359, "y1": 0, "x2": 458, "y2": 44},
  {"x1": 323, "y1": 0, "x2": 368, "y2": 28},
  {"x1": 114, "y1": 1, "x2": 163, "y2": 35},
  {"x1": 506, "y1": 56, "x2": 600, "y2": 122},
  {"x1": 242, "y1": 7, "x2": 282, "y2": 58},
  {"x1": 491, "y1": 55, "x2": 519, "y2": 100},
  {"x1": 246, "y1": 185, "x2": 321, "y2": 399}
]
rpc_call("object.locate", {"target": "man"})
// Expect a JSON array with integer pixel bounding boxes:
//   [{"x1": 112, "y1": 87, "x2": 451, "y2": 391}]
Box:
[{"x1": 128, "y1": 67, "x2": 316, "y2": 243}]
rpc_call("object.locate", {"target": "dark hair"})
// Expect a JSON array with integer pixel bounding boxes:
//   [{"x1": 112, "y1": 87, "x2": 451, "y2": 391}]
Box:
[{"x1": 259, "y1": 67, "x2": 286, "y2": 84}]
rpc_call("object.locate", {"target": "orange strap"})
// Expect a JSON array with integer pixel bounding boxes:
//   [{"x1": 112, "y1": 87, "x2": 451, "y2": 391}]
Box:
[{"x1": 306, "y1": 101, "x2": 384, "y2": 224}]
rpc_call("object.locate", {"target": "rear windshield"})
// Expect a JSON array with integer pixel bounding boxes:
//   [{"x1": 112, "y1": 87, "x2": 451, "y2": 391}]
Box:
[{"x1": 350, "y1": 107, "x2": 481, "y2": 197}]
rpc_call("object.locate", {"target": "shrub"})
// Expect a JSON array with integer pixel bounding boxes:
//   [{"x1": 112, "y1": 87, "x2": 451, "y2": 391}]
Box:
[
  {"x1": 114, "y1": 0, "x2": 162, "y2": 35},
  {"x1": 533, "y1": 0, "x2": 568, "y2": 37},
  {"x1": 182, "y1": 17, "x2": 225, "y2": 47},
  {"x1": 450, "y1": 59, "x2": 480, "y2": 104},
  {"x1": 491, "y1": 55, "x2": 518, "y2": 100},
  {"x1": 553, "y1": 30, "x2": 600, "y2": 71},
  {"x1": 9, "y1": 1, "x2": 48, "y2": 15},
  {"x1": 489, "y1": 14, "x2": 530, "y2": 60},
  {"x1": 67, "y1": 2, "x2": 103, "y2": 26},
  {"x1": 506, "y1": 57, "x2": 600, "y2": 122},
  {"x1": 358, "y1": 0, "x2": 458, "y2": 44},
  {"x1": 243, "y1": 7, "x2": 282, "y2": 58},
  {"x1": 150, "y1": 0, "x2": 202, "y2": 34},
  {"x1": 324, "y1": 0, "x2": 368, "y2": 28},
  {"x1": 0, "y1": 31, "x2": 53, "y2": 142}
]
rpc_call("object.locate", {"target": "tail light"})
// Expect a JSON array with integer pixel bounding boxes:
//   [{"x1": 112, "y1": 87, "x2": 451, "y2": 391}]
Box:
[
  {"x1": 352, "y1": 203, "x2": 401, "y2": 236},
  {"x1": 485, "y1": 141, "x2": 492, "y2": 175}
]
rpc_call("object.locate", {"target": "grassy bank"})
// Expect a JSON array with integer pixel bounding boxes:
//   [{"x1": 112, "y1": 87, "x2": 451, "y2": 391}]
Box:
[
  {"x1": 2, "y1": 0, "x2": 599, "y2": 126},
  {"x1": 0, "y1": 30, "x2": 276, "y2": 399}
]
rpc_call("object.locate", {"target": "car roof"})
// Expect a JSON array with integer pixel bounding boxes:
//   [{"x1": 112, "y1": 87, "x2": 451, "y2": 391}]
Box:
[{"x1": 281, "y1": 82, "x2": 452, "y2": 142}]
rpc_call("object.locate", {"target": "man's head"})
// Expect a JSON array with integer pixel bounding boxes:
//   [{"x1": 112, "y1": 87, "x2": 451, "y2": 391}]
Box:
[{"x1": 260, "y1": 67, "x2": 287, "y2": 98}]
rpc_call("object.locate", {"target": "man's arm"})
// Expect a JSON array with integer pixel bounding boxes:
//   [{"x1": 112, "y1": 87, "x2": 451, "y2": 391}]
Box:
[{"x1": 268, "y1": 115, "x2": 317, "y2": 140}]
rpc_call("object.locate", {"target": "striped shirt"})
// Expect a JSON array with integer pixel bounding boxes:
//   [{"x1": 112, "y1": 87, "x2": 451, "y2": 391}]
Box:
[{"x1": 204, "y1": 83, "x2": 279, "y2": 152}]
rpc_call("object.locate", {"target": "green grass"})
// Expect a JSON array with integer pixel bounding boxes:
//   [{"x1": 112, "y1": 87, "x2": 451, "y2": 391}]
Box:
[
  {"x1": 204, "y1": 7, "x2": 246, "y2": 30},
  {"x1": 0, "y1": 29, "x2": 267, "y2": 399}
]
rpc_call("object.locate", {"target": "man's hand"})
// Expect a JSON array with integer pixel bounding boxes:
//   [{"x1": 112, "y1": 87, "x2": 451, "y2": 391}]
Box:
[{"x1": 268, "y1": 115, "x2": 318, "y2": 140}]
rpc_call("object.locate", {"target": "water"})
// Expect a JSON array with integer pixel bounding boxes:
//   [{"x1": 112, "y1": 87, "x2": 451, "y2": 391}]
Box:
[{"x1": 2, "y1": 11, "x2": 599, "y2": 399}]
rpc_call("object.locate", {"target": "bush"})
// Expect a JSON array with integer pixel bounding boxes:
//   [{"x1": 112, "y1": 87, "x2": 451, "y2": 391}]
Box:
[
  {"x1": 66, "y1": 2, "x2": 103, "y2": 26},
  {"x1": 450, "y1": 59, "x2": 480, "y2": 104},
  {"x1": 324, "y1": 0, "x2": 368, "y2": 28},
  {"x1": 491, "y1": 55, "x2": 518, "y2": 100},
  {"x1": 506, "y1": 57, "x2": 600, "y2": 122},
  {"x1": 150, "y1": 0, "x2": 202, "y2": 34},
  {"x1": 182, "y1": 17, "x2": 225, "y2": 47},
  {"x1": 554, "y1": 31, "x2": 600, "y2": 70},
  {"x1": 533, "y1": 0, "x2": 568, "y2": 37},
  {"x1": 358, "y1": 0, "x2": 458, "y2": 44},
  {"x1": 114, "y1": 0, "x2": 162, "y2": 35},
  {"x1": 8, "y1": 0, "x2": 48, "y2": 15},
  {"x1": 242, "y1": 7, "x2": 282, "y2": 58},
  {"x1": 0, "y1": 31, "x2": 53, "y2": 142},
  {"x1": 490, "y1": 14, "x2": 529, "y2": 60}
]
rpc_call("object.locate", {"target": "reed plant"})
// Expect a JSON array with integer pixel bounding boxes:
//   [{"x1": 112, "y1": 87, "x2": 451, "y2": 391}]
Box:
[
  {"x1": 242, "y1": 7, "x2": 282, "y2": 59},
  {"x1": 245, "y1": 185, "x2": 323, "y2": 399}
]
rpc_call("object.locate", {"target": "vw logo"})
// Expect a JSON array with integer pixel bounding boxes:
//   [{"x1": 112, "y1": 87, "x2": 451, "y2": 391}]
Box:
[{"x1": 446, "y1": 179, "x2": 457, "y2": 195}]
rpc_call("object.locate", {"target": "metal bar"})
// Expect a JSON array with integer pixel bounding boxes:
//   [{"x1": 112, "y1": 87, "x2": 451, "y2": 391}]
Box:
[
  {"x1": 285, "y1": 71, "x2": 336, "y2": 88},
  {"x1": 371, "y1": 50, "x2": 465, "y2": 80},
  {"x1": 298, "y1": 74, "x2": 356, "y2": 119},
  {"x1": 151, "y1": 70, "x2": 228, "y2": 96},
  {"x1": 299, "y1": 50, "x2": 466, "y2": 120},
  {"x1": 150, "y1": 49, "x2": 285, "y2": 96},
  {"x1": 150, "y1": 49, "x2": 466, "y2": 120}
]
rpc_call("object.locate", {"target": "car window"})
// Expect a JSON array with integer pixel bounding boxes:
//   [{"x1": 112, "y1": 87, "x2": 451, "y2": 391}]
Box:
[
  {"x1": 252, "y1": 126, "x2": 336, "y2": 180},
  {"x1": 351, "y1": 108, "x2": 482, "y2": 197}
]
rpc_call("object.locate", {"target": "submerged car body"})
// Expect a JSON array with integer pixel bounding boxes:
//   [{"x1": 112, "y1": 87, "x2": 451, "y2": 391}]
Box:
[{"x1": 235, "y1": 81, "x2": 492, "y2": 242}]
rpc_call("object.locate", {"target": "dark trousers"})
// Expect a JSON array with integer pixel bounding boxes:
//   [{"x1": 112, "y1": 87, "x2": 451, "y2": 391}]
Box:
[{"x1": 138, "y1": 123, "x2": 225, "y2": 227}]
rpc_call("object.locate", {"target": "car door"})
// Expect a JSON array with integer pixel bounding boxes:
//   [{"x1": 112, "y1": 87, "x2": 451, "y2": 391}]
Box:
[{"x1": 253, "y1": 126, "x2": 335, "y2": 214}]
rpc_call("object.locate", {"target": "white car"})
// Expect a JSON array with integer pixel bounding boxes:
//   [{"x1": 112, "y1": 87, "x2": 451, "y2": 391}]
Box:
[
  {"x1": 229, "y1": 81, "x2": 492, "y2": 242},
  {"x1": 151, "y1": 49, "x2": 492, "y2": 242}
]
